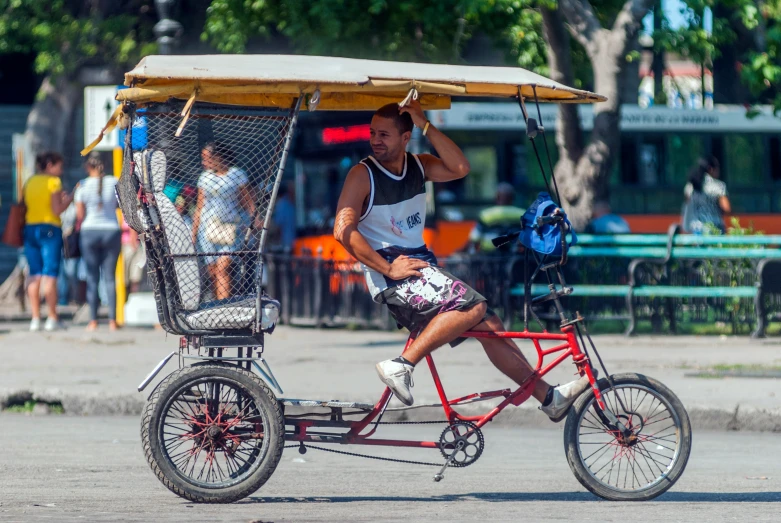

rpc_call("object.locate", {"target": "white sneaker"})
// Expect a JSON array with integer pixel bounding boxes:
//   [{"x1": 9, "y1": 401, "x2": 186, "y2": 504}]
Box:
[
  {"x1": 540, "y1": 372, "x2": 595, "y2": 423},
  {"x1": 375, "y1": 359, "x2": 415, "y2": 406},
  {"x1": 44, "y1": 317, "x2": 66, "y2": 332},
  {"x1": 29, "y1": 318, "x2": 42, "y2": 332}
]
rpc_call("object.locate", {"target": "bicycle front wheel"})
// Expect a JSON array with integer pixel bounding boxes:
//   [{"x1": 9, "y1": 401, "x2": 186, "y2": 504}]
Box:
[{"x1": 563, "y1": 373, "x2": 692, "y2": 501}]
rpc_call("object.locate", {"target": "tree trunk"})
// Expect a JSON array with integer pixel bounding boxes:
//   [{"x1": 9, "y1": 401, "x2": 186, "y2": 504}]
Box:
[
  {"x1": 544, "y1": 0, "x2": 652, "y2": 230},
  {"x1": 542, "y1": 25, "x2": 623, "y2": 229},
  {"x1": 23, "y1": 75, "x2": 82, "y2": 158},
  {"x1": 561, "y1": 41, "x2": 622, "y2": 229}
]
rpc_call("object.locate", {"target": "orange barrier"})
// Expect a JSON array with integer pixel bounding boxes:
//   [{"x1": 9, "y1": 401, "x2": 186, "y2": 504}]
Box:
[
  {"x1": 624, "y1": 214, "x2": 781, "y2": 234},
  {"x1": 294, "y1": 214, "x2": 781, "y2": 261},
  {"x1": 293, "y1": 222, "x2": 477, "y2": 260}
]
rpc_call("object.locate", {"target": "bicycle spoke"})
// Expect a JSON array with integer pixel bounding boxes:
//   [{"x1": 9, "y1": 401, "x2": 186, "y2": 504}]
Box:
[
  {"x1": 159, "y1": 377, "x2": 268, "y2": 489},
  {"x1": 577, "y1": 383, "x2": 681, "y2": 493}
]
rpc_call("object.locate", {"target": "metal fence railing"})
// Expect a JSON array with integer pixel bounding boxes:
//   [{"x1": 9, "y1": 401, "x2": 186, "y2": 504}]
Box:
[
  {"x1": 264, "y1": 254, "x2": 517, "y2": 330},
  {"x1": 264, "y1": 252, "x2": 780, "y2": 334}
]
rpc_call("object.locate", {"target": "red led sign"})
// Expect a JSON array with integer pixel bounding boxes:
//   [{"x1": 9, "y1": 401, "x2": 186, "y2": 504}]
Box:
[{"x1": 322, "y1": 124, "x2": 371, "y2": 145}]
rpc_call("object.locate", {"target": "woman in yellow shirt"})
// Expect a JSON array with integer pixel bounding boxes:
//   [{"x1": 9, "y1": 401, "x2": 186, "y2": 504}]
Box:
[{"x1": 23, "y1": 151, "x2": 73, "y2": 331}]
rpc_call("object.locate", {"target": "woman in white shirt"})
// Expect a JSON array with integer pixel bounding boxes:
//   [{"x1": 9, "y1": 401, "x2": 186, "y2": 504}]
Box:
[
  {"x1": 682, "y1": 157, "x2": 731, "y2": 234},
  {"x1": 191, "y1": 143, "x2": 258, "y2": 300},
  {"x1": 75, "y1": 152, "x2": 121, "y2": 331}
]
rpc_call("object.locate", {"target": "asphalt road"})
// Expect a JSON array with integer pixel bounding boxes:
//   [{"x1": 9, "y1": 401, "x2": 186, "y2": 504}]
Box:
[{"x1": 0, "y1": 415, "x2": 778, "y2": 522}]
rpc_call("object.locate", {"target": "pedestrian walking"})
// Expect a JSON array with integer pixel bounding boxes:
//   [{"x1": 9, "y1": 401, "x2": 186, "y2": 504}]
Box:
[
  {"x1": 682, "y1": 157, "x2": 731, "y2": 234},
  {"x1": 75, "y1": 152, "x2": 121, "y2": 331},
  {"x1": 23, "y1": 151, "x2": 73, "y2": 331}
]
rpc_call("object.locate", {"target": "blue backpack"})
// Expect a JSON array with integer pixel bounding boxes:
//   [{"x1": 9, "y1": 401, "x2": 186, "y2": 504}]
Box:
[{"x1": 519, "y1": 192, "x2": 577, "y2": 255}]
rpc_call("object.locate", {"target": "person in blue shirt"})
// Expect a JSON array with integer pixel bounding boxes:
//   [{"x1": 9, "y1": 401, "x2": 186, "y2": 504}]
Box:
[
  {"x1": 271, "y1": 182, "x2": 297, "y2": 252},
  {"x1": 587, "y1": 202, "x2": 630, "y2": 234}
]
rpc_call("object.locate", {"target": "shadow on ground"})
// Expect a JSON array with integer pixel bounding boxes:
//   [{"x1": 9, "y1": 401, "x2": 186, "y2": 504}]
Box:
[{"x1": 241, "y1": 491, "x2": 781, "y2": 504}]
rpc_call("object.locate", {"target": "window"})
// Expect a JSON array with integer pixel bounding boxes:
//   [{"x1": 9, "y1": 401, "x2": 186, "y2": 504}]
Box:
[
  {"x1": 724, "y1": 135, "x2": 765, "y2": 186},
  {"x1": 665, "y1": 134, "x2": 707, "y2": 186}
]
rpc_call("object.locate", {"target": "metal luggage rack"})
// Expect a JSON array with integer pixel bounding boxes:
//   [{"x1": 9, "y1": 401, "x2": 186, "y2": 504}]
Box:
[{"x1": 137, "y1": 333, "x2": 284, "y2": 394}]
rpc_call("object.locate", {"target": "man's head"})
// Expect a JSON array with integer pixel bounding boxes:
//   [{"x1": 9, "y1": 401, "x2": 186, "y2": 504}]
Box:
[
  {"x1": 495, "y1": 182, "x2": 516, "y2": 206},
  {"x1": 370, "y1": 104, "x2": 413, "y2": 163}
]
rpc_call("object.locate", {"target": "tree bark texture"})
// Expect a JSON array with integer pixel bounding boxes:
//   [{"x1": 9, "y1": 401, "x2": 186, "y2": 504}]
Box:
[
  {"x1": 23, "y1": 75, "x2": 82, "y2": 160},
  {"x1": 543, "y1": 0, "x2": 654, "y2": 230}
]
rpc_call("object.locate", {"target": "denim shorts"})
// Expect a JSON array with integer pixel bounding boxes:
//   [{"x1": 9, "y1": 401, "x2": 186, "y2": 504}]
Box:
[{"x1": 24, "y1": 224, "x2": 63, "y2": 277}]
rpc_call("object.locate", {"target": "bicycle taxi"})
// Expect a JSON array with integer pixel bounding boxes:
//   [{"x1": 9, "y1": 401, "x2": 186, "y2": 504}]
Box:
[{"x1": 84, "y1": 54, "x2": 691, "y2": 504}]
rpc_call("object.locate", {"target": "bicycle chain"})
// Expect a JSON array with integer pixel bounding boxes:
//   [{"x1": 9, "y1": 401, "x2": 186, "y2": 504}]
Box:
[
  {"x1": 284, "y1": 444, "x2": 442, "y2": 467},
  {"x1": 376, "y1": 420, "x2": 447, "y2": 425}
]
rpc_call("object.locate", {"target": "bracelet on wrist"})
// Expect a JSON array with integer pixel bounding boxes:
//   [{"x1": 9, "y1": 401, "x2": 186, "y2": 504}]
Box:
[{"x1": 422, "y1": 121, "x2": 431, "y2": 136}]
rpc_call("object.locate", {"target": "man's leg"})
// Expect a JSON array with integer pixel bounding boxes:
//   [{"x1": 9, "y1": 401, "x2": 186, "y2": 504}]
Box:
[
  {"x1": 403, "y1": 302, "x2": 488, "y2": 364},
  {"x1": 473, "y1": 313, "x2": 594, "y2": 421},
  {"x1": 376, "y1": 302, "x2": 487, "y2": 406},
  {"x1": 470, "y1": 314, "x2": 550, "y2": 403}
]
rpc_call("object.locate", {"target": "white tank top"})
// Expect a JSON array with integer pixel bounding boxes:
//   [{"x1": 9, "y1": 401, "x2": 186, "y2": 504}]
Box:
[{"x1": 356, "y1": 153, "x2": 427, "y2": 297}]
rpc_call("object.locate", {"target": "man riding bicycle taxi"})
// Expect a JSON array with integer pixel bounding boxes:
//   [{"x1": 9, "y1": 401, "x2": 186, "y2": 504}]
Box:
[{"x1": 333, "y1": 100, "x2": 591, "y2": 422}]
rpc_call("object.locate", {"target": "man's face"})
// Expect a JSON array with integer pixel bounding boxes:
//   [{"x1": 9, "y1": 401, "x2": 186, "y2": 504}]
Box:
[{"x1": 370, "y1": 115, "x2": 409, "y2": 163}]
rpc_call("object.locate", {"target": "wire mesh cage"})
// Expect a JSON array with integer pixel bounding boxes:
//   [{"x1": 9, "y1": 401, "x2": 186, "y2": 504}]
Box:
[{"x1": 117, "y1": 100, "x2": 300, "y2": 334}]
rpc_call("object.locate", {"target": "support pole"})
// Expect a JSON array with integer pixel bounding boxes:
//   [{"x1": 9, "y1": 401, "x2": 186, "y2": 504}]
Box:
[{"x1": 114, "y1": 146, "x2": 126, "y2": 326}]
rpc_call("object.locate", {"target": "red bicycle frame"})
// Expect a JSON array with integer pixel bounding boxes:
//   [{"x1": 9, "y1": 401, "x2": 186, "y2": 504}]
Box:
[{"x1": 284, "y1": 325, "x2": 605, "y2": 450}]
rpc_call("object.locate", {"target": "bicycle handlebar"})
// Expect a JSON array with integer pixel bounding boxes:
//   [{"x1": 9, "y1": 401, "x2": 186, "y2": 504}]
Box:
[{"x1": 491, "y1": 231, "x2": 520, "y2": 248}]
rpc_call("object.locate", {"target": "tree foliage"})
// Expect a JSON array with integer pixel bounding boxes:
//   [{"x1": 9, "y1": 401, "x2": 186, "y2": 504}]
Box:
[
  {"x1": 202, "y1": 0, "x2": 548, "y2": 68},
  {"x1": 656, "y1": 0, "x2": 780, "y2": 114},
  {"x1": 0, "y1": 0, "x2": 157, "y2": 77}
]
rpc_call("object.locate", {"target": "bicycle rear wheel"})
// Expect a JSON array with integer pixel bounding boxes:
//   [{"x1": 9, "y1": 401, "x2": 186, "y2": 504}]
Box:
[
  {"x1": 563, "y1": 373, "x2": 692, "y2": 501},
  {"x1": 141, "y1": 363, "x2": 284, "y2": 503}
]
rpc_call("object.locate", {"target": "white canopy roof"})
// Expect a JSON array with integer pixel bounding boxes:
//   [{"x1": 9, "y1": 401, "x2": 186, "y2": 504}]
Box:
[{"x1": 119, "y1": 54, "x2": 606, "y2": 109}]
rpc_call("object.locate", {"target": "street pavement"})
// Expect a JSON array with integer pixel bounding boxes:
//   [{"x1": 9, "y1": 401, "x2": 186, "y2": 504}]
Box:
[
  {"x1": 0, "y1": 415, "x2": 778, "y2": 522},
  {"x1": 1, "y1": 323, "x2": 780, "y2": 430}
]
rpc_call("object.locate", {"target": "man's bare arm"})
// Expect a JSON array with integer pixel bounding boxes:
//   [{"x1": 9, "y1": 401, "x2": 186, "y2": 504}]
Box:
[
  {"x1": 334, "y1": 165, "x2": 428, "y2": 280},
  {"x1": 400, "y1": 100, "x2": 470, "y2": 183}
]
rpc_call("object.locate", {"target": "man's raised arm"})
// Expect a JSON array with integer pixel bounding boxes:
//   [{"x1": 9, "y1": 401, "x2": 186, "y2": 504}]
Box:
[
  {"x1": 399, "y1": 100, "x2": 470, "y2": 183},
  {"x1": 333, "y1": 165, "x2": 428, "y2": 280}
]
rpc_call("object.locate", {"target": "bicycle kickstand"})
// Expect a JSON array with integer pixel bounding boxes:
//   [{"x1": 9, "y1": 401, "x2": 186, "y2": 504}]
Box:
[{"x1": 433, "y1": 441, "x2": 464, "y2": 482}]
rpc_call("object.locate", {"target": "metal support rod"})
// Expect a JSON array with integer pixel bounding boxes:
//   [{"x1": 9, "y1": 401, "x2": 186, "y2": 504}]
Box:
[
  {"x1": 255, "y1": 96, "x2": 303, "y2": 331},
  {"x1": 137, "y1": 351, "x2": 177, "y2": 392},
  {"x1": 252, "y1": 359, "x2": 284, "y2": 395}
]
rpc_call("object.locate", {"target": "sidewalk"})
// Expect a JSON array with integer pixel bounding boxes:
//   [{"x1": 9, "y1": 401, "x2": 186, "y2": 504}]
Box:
[{"x1": 1, "y1": 323, "x2": 779, "y2": 431}]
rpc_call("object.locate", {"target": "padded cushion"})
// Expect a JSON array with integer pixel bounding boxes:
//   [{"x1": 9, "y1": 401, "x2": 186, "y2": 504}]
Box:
[
  {"x1": 142, "y1": 149, "x2": 201, "y2": 311},
  {"x1": 157, "y1": 196, "x2": 201, "y2": 311},
  {"x1": 184, "y1": 296, "x2": 280, "y2": 331},
  {"x1": 146, "y1": 150, "x2": 167, "y2": 192}
]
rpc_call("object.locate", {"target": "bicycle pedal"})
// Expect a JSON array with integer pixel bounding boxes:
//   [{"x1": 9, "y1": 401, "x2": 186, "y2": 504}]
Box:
[{"x1": 433, "y1": 473, "x2": 444, "y2": 482}]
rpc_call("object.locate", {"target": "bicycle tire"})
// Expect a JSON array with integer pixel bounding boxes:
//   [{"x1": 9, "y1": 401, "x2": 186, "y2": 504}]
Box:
[
  {"x1": 141, "y1": 363, "x2": 284, "y2": 503},
  {"x1": 563, "y1": 373, "x2": 692, "y2": 501}
]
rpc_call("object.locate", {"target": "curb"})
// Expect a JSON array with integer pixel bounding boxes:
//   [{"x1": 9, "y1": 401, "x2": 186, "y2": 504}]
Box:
[{"x1": 2, "y1": 389, "x2": 780, "y2": 432}]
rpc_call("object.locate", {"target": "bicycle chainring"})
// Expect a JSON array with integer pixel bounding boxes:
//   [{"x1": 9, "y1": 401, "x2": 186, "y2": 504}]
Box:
[{"x1": 438, "y1": 421, "x2": 484, "y2": 468}]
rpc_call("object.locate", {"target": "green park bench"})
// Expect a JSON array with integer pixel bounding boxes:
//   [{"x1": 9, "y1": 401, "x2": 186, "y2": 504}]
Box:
[{"x1": 510, "y1": 231, "x2": 781, "y2": 337}]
